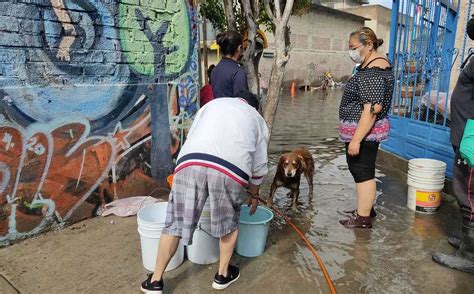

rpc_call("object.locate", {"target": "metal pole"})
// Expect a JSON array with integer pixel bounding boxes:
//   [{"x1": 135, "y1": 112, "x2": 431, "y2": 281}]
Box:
[{"x1": 202, "y1": 15, "x2": 209, "y2": 84}]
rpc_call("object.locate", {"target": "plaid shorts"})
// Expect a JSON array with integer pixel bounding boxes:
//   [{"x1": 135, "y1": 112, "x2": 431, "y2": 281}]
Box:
[{"x1": 162, "y1": 166, "x2": 246, "y2": 245}]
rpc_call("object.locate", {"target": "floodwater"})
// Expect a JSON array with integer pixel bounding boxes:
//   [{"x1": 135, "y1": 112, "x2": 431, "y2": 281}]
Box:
[
  {"x1": 259, "y1": 89, "x2": 474, "y2": 293},
  {"x1": 2, "y1": 89, "x2": 473, "y2": 294}
]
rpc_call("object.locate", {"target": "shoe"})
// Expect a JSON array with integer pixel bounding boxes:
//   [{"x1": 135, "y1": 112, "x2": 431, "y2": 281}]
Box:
[
  {"x1": 212, "y1": 265, "x2": 240, "y2": 290},
  {"x1": 141, "y1": 273, "x2": 164, "y2": 293},
  {"x1": 432, "y1": 219, "x2": 474, "y2": 274},
  {"x1": 448, "y1": 237, "x2": 461, "y2": 249},
  {"x1": 343, "y1": 207, "x2": 377, "y2": 218},
  {"x1": 339, "y1": 215, "x2": 372, "y2": 229}
]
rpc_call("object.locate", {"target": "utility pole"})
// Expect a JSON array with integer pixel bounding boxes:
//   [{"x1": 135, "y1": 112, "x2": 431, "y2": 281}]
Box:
[{"x1": 202, "y1": 15, "x2": 209, "y2": 84}]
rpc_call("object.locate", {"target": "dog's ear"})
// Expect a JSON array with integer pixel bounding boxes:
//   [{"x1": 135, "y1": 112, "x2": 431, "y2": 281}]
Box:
[
  {"x1": 297, "y1": 155, "x2": 307, "y2": 170},
  {"x1": 279, "y1": 155, "x2": 287, "y2": 164}
]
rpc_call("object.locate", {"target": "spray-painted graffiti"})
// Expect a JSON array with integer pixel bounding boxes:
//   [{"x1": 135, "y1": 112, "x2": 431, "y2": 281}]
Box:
[
  {"x1": 0, "y1": 0, "x2": 199, "y2": 244},
  {"x1": 0, "y1": 120, "x2": 114, "y2": 241}
]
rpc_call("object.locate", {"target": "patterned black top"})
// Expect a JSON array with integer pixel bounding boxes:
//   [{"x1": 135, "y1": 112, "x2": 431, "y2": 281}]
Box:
[{"x1": 339, "y1": 65, "x2": 394, "y2": 142}]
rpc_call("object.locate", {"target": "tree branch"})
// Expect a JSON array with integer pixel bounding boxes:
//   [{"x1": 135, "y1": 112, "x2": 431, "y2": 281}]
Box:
[
  {"x1": 252, "y1": 0, "x2": 260, "y2": 19},
  {"x1": 241, "y1": 0, "x2": 259, "y2": 94},
  {"x1": 223, "y1": 0, "x2": 237, "y2": 31},
  {"x1": 264, "y1": 0, "x2": 276, "y2": 23},
  {"x1": 275, "y1": 0, "x2": 282, "y2": 20},
  {"x1": 281, "y1": 0, "x2": 294, "y2": 24}
]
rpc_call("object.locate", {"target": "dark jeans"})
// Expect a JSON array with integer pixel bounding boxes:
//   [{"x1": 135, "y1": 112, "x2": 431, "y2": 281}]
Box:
[
  {"x1": 345, "y1": 141, "x2": 380, "y2": 183},
  {"x1": 453, "y1": 146, "x2": 474, "y2": 221}
]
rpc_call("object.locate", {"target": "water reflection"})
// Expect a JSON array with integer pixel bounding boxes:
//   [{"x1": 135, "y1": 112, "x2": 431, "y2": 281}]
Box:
[{"x1": 262, "y1": 90, "x2": 474, "y2": 293}]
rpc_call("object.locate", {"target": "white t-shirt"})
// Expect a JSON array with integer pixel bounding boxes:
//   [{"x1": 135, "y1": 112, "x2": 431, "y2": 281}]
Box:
[{"x1": 175, "y1": 98, "x2": 269, "y2": 186}]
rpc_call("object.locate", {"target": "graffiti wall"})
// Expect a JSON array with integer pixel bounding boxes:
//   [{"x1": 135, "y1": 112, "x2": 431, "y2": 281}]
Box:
[{"x1": 0, "y1": 0, "x2": 199, "y2": 245}]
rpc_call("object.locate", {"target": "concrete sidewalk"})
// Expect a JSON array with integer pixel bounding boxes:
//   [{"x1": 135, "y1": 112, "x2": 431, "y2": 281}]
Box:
[
  {"x1": 0, "y1": 212, "x2": 326, "y2": 294},
  {"x1": 1, "y1": 169, "x2": 473, "y2": 294},
  {"x1": 1, "y1": 92, "x2": 474, "y2": 293}
]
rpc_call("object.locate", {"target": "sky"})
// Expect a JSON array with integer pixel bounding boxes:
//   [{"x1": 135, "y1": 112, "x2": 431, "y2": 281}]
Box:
[{"x1": 369, "y1": 0, "x2": 392, "y2": 9}]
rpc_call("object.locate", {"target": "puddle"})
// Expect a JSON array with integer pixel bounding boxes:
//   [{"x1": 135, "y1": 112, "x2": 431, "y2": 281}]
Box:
[{"x1": 261, "y1": 90, "x2": 474, "y2": 293}]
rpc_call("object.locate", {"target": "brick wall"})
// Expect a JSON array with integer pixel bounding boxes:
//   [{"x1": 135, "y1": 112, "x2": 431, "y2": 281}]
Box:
[{"x1": 0, "y1": 0, "x2": 199, "y2": 245}]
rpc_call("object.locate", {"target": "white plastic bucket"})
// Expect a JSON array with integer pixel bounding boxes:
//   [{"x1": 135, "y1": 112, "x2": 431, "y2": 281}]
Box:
[
  {"x1": 137, "y1": 202, "x2": 184, "y2": 272},
  {"x1": 408, "y1": 176, "x2": 445, "y2": 185},
  {"x1": 186, "y1": 199, "x2": 220, "y2": 265},
  {"x1": 409, "y1": 158, "x2": 447, "y2": 171},
  {"x1": 407, "y1": 159, "x2": 446, "y2": 214},
  {"x1": 408, "y1": 169, "x2": 445, "y2": 179}
]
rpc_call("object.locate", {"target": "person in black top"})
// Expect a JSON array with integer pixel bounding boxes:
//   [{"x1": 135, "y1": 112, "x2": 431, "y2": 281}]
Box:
[
  {"x1": 432, "y1": 17, "x2": 474, "y2": 274},
  {"x1": 338, "y1": 27, "x2": 394, "y2": 229},
  {"x1": 211, "y1": 31, "x2": 249, "y2": 98}
]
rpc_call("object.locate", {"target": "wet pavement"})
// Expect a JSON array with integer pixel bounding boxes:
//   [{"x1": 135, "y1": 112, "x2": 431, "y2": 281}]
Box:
[
  {"x1": 1, "y1": 90, "x2": 473, "y2": 293},
  {"x1": 261, "y1": 89, "x2": 473, "y2": 293}
]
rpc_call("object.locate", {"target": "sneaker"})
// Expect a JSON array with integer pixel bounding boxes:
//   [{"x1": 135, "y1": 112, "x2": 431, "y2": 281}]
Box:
[
  {"x1": 141, "y1": 273, "x2": 164, "y2": 294},
  {"x1": 339, "y1": 215, "x2": 372, "y2": 229},
  {"x1": 212, "y1": 265, "x2": 240, "y2": 290}
]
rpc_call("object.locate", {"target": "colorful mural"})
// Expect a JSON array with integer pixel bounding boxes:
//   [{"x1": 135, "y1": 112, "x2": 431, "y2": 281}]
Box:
[{"x1": 0, "y1": 0, "x2": 199, "y2": 245}]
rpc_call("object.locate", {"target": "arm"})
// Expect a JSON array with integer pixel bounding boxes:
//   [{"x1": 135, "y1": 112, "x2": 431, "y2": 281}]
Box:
[
  {"x1": 247, "y1": 122, "x2": 269, "y2": 215},
  {"x1": 348, "y1": 104, "x2": 382, "y2": 156},
  {"x1": 348, "y1": 75, "x2": 386, "y2": 156},
  {"x1": 233, "y1": 69, "x2": 249, "y2": 97},
  {"x1": 352, "y1": 104, "x2": 382, "y2": 142},
  {"x1": 249, "y1": 124, "x2": 269, "y2": 185}
]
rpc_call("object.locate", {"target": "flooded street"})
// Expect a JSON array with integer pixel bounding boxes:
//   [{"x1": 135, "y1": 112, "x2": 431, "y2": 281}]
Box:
[
  {"x1": 260, "y1": 89, "x2": 474, "y2": 293},
  {"x1": 1, "y1": 90, "x2": 473, "y2": 294}
]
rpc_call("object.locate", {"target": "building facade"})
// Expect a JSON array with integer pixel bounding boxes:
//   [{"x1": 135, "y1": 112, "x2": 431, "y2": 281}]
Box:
[{"x1": 259, "y1": 4, "x2": 367, "y2": 87}]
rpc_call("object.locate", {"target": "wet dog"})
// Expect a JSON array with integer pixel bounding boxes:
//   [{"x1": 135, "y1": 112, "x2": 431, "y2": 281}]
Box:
[{"x1": 268, "y1": 148, "x2": 315, "y2": 209}]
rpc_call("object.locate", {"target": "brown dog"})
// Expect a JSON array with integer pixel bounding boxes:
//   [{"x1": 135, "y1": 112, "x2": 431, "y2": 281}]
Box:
[{"x1": 268, "y1": 148, "x2": 315, "y2": 209}]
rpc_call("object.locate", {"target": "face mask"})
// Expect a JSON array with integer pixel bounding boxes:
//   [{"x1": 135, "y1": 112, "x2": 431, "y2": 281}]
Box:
[{"x1": 349, "y1": 47, "x2": 364, "y2": 63}]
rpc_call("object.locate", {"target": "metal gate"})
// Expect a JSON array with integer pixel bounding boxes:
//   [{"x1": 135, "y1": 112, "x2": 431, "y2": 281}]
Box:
[{"x1": 383, "y1": 0, "x2": 464, "y2": 178}]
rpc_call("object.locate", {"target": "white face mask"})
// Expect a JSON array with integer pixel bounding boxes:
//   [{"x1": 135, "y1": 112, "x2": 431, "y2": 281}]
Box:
[{"x1": 349, "y1": 47, "x2": 364, "y2": 63}]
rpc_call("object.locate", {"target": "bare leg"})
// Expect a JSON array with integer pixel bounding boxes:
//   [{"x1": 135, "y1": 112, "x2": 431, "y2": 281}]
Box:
[
  {"x1": 356, "y1": 179, "x2": 376, "y2": 217},
  {"x1": 218, "y1": 230, "x2": 238, "y2": 276},
  {"x1": 151, "y1": 234, "x2": 180, "y2": 282}
]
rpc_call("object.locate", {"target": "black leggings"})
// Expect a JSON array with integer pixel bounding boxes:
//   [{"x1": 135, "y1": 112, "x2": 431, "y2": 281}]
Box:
[{"x1": 345, "y1": 141, "x2": 380, "y2": 183}]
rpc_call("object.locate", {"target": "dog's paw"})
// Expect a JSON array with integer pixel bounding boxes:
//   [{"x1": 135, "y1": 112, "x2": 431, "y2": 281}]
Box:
[{"x1": 266, "y1": 199, "x2": 273, "y2": 207}]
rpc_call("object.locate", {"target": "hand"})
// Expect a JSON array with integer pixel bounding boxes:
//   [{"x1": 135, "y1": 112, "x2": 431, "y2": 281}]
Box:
[
  {"x1": 246, "y1": 184, "x2": 260, "y2": 215},
  {"x1": 247, "y1": 183, "x2": 259, "y2": 195},
  {"x1": 249, "y1": 197, "x2": 258, "y2": 215},
  {"x1": 348, "y1": 140, "x2": 361, "y2": 156}
]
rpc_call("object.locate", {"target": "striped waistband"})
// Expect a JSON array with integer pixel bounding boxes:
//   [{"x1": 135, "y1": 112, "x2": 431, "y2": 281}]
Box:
[{"x1": 175, "y1": 153, "x2": 249, "y2": 186}]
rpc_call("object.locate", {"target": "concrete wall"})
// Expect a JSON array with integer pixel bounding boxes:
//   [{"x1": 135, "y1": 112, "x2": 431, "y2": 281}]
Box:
[
  {"x1": 344, "y1": 5, "x2": 392, "y2": 56},
  {"x1": 259, "y1": 8, "x2": 365, "y2": 86},
  {"x1": 320, "y1": 0, "x2": 365, "y2": 10},
  {"x1": 0, "y1": 0, "x2": 199, "y2": 245}
]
